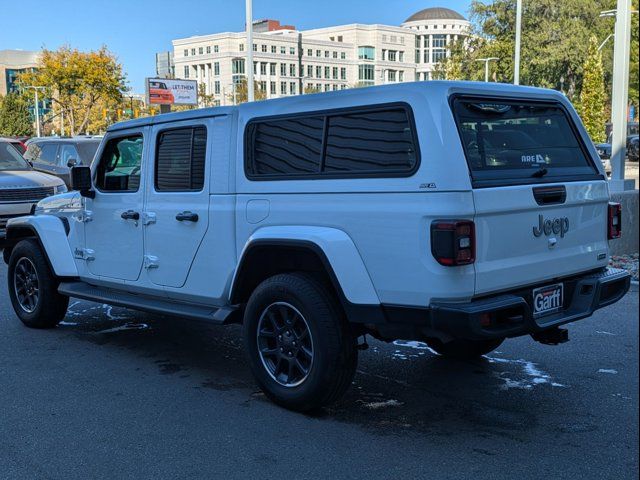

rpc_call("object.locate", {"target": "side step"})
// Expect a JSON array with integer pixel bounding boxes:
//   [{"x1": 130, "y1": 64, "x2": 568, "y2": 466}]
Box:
[{"x1": 58, "y1": 282, "x2": 238, "y2": 324}]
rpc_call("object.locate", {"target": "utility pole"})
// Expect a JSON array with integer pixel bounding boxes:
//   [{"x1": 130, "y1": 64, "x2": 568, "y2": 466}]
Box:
[
  {"x1": 476, "y1": 57, "x2": 499, "y2": 82},
  {"x1": 609, "y1": 0, "x2": 633, "y2": 191},
  {"x1": 246, "y1": 0, "x2": 254, "y2": 102},
  {"x1": 26, "y1": 86, "x2": 45, "y2": 137},
  {"x1": 514, "y1": 0, "x2": 523, "y2": 85}
]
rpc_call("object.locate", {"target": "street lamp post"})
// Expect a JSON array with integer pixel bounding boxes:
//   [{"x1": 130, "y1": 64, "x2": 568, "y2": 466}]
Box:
[
  {"x1": 246, "y1": 0, "x2": 254, "y2": 102},
  {"x1": 476, "y1": 57, "x2": 499, "y2": 82},
  {"x1": 514, "y1": 0, "x2": 523, "y2": 85},
  {"x1": 26, "y1": 86, "x2": 45, "y2": 137},
  {"x1": 607, "y1": 0, "x2": 634, "y2": 191}
]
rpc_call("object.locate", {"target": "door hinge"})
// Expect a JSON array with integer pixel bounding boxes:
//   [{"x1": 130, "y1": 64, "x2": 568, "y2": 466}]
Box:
[
  {"x1": 143, "y1": 255, "x2": 159, "y2": 269},
  {"x1": 142, "y1": 212, "x2": 156, "y2": 226},
  {"x1": 73, "y1": 210, "x2": 93, "y2": 223},
  {"x1": 74, "y1": 247, "x2": 95, "y2": 261}
]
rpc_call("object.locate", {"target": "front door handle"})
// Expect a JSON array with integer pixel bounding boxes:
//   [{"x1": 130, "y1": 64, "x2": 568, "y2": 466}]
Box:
[
  {"x1": 121, "y1": 210, "x2": 140, "y2": 221},
  {"x1": 175, "y1": 211, "x2": 199, "y2": 222}
]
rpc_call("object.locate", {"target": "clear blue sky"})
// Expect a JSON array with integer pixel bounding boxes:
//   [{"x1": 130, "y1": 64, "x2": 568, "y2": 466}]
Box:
[{"x1": 0, "y1": 0, "x2": 471, "y2": 92}]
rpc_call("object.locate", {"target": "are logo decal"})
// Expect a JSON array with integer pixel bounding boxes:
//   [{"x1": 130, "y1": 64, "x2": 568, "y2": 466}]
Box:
[{"x1": 533, "y1": 214, "x2": 569, "y2": 238}]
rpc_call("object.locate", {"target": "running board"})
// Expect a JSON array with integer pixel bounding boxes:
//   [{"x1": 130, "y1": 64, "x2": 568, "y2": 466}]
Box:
[{"x1": 58, "y1": 282, "x2": 238, "y2": 324}]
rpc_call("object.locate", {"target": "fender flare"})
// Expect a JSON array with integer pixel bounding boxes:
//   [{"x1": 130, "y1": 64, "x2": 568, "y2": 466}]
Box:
[
  {"x1": 5, "y1": 215, "x2": 78, "y2": 278},
  {"x1": 231, "y1": 226, "x2": 380, "y2": 306}
]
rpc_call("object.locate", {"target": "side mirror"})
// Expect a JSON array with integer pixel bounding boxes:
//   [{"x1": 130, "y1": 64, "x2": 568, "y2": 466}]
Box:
[
  {"x1": 70, "y1": 166, "x2": 95, "y2": 198},
  {"x1": 66, "y1": 158, "x2": 78, "y2": 168}
]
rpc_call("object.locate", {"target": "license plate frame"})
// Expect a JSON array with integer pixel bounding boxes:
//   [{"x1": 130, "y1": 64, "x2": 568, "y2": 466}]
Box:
[{"x1": 532, "y1": 283, "x2": 564, "y2": 318}]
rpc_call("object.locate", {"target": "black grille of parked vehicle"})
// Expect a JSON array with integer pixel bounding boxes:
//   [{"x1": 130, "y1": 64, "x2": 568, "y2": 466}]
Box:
[{"x1": 0, "y1": 187, "x2": 54, "y2": 203}]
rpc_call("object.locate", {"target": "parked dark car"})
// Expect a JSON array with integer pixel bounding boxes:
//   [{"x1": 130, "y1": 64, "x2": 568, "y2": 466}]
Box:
[
  {"x1": 628, "y1": 135, "x2": 639, "y2": 162},
  {"x1": 0, "y1": 136, "x2": 28, "y2": 154},
  {"x1": 23, "y1": 137, "x2": 101, "y2": 187}
]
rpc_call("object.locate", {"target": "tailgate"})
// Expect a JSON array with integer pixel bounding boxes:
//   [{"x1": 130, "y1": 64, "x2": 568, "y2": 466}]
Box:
[{"x1": 473, "y1": 181, "x2": 609, "y2": 295}]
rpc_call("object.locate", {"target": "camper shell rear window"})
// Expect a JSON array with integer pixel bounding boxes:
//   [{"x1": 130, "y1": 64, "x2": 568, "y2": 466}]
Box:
[{"x1": 451, "y1": 96, "x2": 601, "y2": 187}]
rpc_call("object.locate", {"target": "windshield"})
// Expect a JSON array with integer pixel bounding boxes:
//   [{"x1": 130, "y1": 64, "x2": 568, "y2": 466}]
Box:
[
  {"x1": 0, "y1": 142, "x2": 31, "y2": 171},
  {"x1": 452, "y1": 97, "x2": 599, "y2": 186}
]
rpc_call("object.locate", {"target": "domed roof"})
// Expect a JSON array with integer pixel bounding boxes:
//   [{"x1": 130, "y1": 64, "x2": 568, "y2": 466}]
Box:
[{"x1": 404, "y1": 7, "x2": 466, "y2": 22}]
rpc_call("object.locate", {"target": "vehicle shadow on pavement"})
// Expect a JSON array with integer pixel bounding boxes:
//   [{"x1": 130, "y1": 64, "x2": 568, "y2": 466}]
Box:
[{"x1": 59, "y1": 300, "x2": 571, "y2": 442}]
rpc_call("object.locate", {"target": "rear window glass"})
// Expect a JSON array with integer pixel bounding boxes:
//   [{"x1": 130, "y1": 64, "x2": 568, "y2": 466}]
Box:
[{"x1": 452, "y1": 97, "x2": 598, "y2": 186}]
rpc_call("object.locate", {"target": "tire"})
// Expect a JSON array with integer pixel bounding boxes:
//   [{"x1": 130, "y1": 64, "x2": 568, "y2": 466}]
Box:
[
  {"x1": 426, "y1": 337, "x2": 504, "y2": 360},
  {"x1": 8, "y1": 239, "x2": 69, "y2": 329},
  {"x1": 243, "y1": 273, "x2": 357, "y2": 412}
]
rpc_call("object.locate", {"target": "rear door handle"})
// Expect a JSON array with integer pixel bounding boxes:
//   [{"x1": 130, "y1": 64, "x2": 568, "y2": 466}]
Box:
[
  {"x1": 175, "y1": 211, "x2": 199, "y2": 222},
  {"x1": 121, "y1": 210, "x2": 140, "y2": 221}
]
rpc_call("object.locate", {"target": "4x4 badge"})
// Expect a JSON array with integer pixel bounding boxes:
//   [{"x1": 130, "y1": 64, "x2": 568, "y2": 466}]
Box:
[{"x1": 533, "y1": 214, "x2": 569, "y2": 238}]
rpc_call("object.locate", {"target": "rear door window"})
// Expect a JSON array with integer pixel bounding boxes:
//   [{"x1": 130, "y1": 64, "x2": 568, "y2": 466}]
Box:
[
  {"x1": 37, "y1": 144, "x2": 58, "y2": 165},
  {"x1": 452, "y1": 97, "x2": 599, "y2": 187}
]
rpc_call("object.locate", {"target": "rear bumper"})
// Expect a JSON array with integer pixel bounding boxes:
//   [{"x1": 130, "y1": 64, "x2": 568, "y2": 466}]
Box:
[{"x1": 428, "y1": 268, "x2": 630, "y2": 341}]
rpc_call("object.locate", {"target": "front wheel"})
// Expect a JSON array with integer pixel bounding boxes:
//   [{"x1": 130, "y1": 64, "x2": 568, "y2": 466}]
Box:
[
  {"x1": 243, "y1": 273, "x2": 357, "y2": 411},
  {"x1": 8, "y1": 239, "x2": 69, "y2": 328},
  {"x1": 426, "y1": 337, "x2": 504, "y2": 360}
]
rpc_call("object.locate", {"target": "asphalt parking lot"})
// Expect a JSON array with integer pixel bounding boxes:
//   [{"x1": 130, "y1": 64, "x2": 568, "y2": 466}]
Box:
[{"x1": 0, "y1": 261, "x2": 637, "y2": 480}]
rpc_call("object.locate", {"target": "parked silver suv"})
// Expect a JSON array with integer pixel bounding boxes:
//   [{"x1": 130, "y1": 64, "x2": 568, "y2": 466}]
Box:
[{"x1": 0, "y1": 140, "x2": 66, "y2": 241}]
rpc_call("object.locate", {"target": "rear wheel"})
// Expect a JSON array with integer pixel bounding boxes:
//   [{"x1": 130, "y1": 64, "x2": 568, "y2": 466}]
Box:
[
  {"x1": 8, "y1": 239, "x2": 69, "y2": 328},
  {"x1": 427, "y1": 337, "x2": 503, "y2": 360},
  {"x1": 243, "y1": 273, "x2": 357, "y2": 411}
]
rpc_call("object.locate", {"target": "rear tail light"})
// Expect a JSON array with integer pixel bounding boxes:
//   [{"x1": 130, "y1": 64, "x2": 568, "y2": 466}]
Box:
[
  {"x1": 431, "y1": 220, "x2": 475, "y2": 266},
  {"x1": 608, "y1": 202, "x2": 622, "y2": 239}
]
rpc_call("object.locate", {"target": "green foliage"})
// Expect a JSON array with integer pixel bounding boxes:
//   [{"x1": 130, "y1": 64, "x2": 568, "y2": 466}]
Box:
[
  {"x1": 228, "y1": 78, "x2": 266, "y2": 104},
  {"x1": 0, "y1": 93, "x2": 33, "y2": 136},
  {"x1": 579, "y1": 37, "x2": 607, "y2": 142},
  {"x1": 19, "y1": 46, "x2": 126, "y2": 135},
  {"x1": 443, "y1": 0, "x2": 638, "y2": 114}
]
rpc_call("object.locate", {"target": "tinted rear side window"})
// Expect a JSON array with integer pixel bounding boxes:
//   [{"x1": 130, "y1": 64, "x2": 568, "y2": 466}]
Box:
[
  {"x1": 247, "y1": 116, "x2": 324, "y2": 175},
  {"x1": 155, "y1": 126, "x2": 207, "y2": 191},
  {"x1": 245, "y1": 104, "x2": 418, "y2": 179},
  {"x1": 452, "y1": 97, "x2": 599, "y2": 186}
]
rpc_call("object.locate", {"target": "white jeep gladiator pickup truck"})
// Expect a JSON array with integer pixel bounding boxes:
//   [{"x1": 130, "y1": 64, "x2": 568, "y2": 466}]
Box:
[{"x1": 1, "y1": 82, "x2": 630, "y2": 411}]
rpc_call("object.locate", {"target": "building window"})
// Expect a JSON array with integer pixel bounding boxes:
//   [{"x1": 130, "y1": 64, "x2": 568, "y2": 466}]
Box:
[
  {"x1": 315, "y1": 66, "x2": 322, "y2": 78},
  {"x1": 324, "y1": 50, "x2": 330, "y2": 58},
  {"x1": 338, "y1": 36, "x2": 343, "y2": 42},
  {"x1": 232, "y1": 58, "x2": 245, "y2": 75},
  {"x1": 259, "y1": 81, "x2": 267, "y2": 93},
  {"x1": 358, "y1": 64, "x2": 374, "y2": 84},
  {"x1": 324, "y1": 66, "x2": 330, "y2": 79},
  {"x1": 307, "y1": 49, "x2": 313, "y2": 56},
  {"x1": 341, "y1": 52, "x2": 346, "y2": 59},
  {"x1": 270, "y1": 81, "x2": 276, "y2": 94},
  {"x1": 424, "y1": 36, "x2": 430, "y2": 48},
  {"x1": 214, "y1": 45, "x2": 219, "y2": 53},
  {"x1": 307, "y1": 65, "x2": 313, "y2": 77},
  {"x1": 260, "y1": 63, "x2": 267, "y2": 75},
  {"x1": 333, "y1": 51, "x2": 338, "y2": 59},
  {"x1": 206, "y1": 46, "x2": 211, "y2": 54},
  {"x1": 280, "y1": 46, "x2": 286, "y2": 54},
  {"x1": 184, "y1": 65, "x2": 190, "y2": 78},
  {"x1": 156, "y1": 126, "x2": 206, "y2": 192},
  {"x1": 324, "y1": 84, "x2": 330, "y2": 92},
  {"x1": 280, "y1": 63, "x2": 287, "y2": 76},
  {"x1": 290, "y1": 47, "x2": 296, "y2": 55},
  {"x1": 214, "y1": 81, "x2": 220, "y2": 94},
  {"x1": 184, "y1": 49, "x2": 188, "y2": 57},
  {"x1": 239, "y1": 44, "x2": 245, "y2": 52},
  {"x1": 340, "y1": 67, "x2": 347, "y2": 80},
  {"x1": 270, "y1": 63, "x2": 277, "y2": 75},
  {"x1": 271, "y1": 45, "x2": 277, "y2": 53},
  {"x1": 332, "y1": 67, "x2": 338, "y2": 79},
  {"x1": 280, "y1": 82, "x2": 287, "y2": 94},
  {"x1": 399, "y1": 51, "x2": 404, "y2": 62},
  {"x1": 261, "y1": 45, "x2": 267, "y2": 52},
  {"x1": 199, "y1": 47, "x2": 203, "y2": 55},
  {"x1": 399, "y1": 71, "x2": 404, "y2": 82},
  {"x1": 388, "y1": 70, "x2": 397, "y2": 82},
  {"x1": 214, "y1": 62, "x2": 220, "y2": 75},
  {"x1": 388, "y1": 50, "x2": 397, "y2": 62},
  {"x1": 290, "y1": 82, "x2": 296, "y2": 95},
  {"x1": 358, "y1": 46, "x2": 375, "y2": 60},
  {"x1": 316, "y1": 50, "x2": 321, "y2": 57},
  {"x1": 289, "y1": 64, "x2": 296, "y2": 77},
  {"x1": 191, "y1": 48, "x2": 196, "y2": 56},
  {"x1": 415, "y1": 50, "x2": 420, "y2": 63}
]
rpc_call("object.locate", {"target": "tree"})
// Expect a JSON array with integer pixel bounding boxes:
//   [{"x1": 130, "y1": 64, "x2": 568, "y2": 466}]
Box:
[
  {"x1": 579, "y1": 37, "x2": 607, "y2": 142},
  {"x1": 304, "y1": 84, "x2": 322, "y2": 94},
  {"x1": 0, "y1": 92, "x2": 33, "y2": 136},
  {"x1": 198, "y1": 83, "x2": 215, "y2": 107},
  {"x1": 19, "y1": 46, "x2": 126, "y2": 135},
  {"x1": 227, "y1": 78, "x2": 266, "y2": 104}
]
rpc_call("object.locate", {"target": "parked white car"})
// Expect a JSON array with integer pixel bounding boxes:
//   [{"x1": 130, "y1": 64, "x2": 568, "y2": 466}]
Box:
[
  {"x1": 1, "y1": 140, "x2": 66, "y2": 242},
  {"x1": 1, "y1": 82, "x2": 630, "y2": 411}
]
